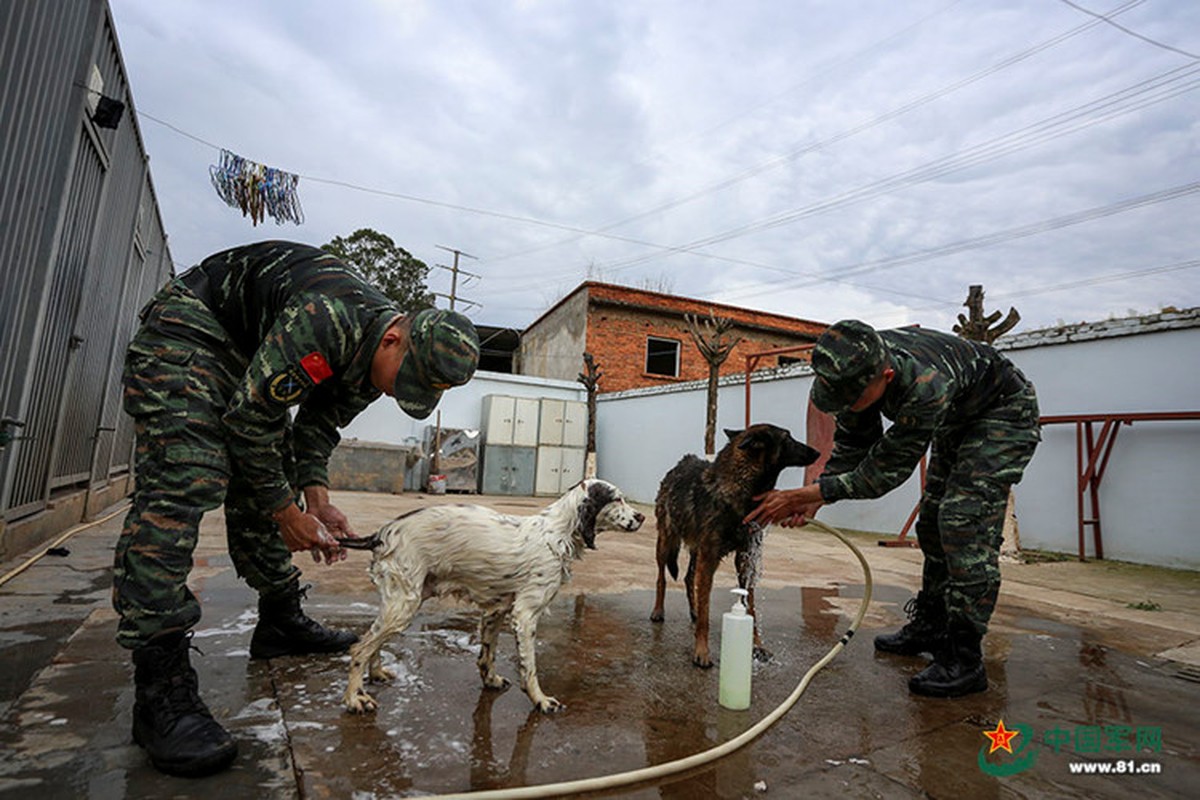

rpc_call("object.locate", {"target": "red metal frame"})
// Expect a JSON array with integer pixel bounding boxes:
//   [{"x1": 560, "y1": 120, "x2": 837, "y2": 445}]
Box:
[
  {"x1": 741, "y1": 347, "x2": 1198, "y2": 560},
  {"x1": 1039, "y1": 412, "x2": 1200, "y2": 561},
  {"x1": 743, "y1": 344, "x2": 814, "y2": 426}
]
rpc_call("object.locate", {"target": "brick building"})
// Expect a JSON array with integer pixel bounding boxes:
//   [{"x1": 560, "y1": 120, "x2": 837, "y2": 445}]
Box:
[{"x1": 518, "y1": 282, "x2": 828, "y2": 394}]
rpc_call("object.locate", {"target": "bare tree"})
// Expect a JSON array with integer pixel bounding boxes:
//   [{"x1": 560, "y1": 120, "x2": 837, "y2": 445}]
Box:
[
  {"x1": 684, "y1": 312, "x2": 742, "y2": 455},
  {"x1": 577, "y1": 352, "x2": 602, "y2": 478},
  {"x1": 953, "y1": 284, "x2": 1020, "y2": 344}
]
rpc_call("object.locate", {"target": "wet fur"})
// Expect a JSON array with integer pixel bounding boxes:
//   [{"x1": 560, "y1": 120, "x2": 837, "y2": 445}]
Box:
[
  {"x1": 651, "y1": 425, "x2": 820, "y2": 668},
  {"x1": 343, "y1": 479, "x2": 644, "y2": 714}
]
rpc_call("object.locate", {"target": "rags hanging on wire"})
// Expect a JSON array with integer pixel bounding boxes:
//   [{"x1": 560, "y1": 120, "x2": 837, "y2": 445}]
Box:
[{"x1": 209, "y1": 149, "x2": 305, "y2": 226}]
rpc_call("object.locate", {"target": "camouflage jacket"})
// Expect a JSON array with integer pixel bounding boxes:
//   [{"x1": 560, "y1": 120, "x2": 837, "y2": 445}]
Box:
[
  {"x1": 187, "y1": 241, "x2": 399, "y2": 511},
  {"x1": 817, "y1": 327, "x2": 1033, "y2": 503}
]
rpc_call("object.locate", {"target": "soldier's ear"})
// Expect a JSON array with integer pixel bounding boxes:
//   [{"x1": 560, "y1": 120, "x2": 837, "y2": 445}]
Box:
[{"x1": 380, "y1": 314, "x2": 407, "y2": 349}]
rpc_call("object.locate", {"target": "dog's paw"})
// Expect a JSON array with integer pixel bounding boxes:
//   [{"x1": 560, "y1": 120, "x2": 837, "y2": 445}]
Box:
[
  {"x1": 692, "y1": 652, "x2": 715, "y2": 669},
  {"x1": 345, "y1": 690, "x2": 379, "y2": 714},
  {"x1": 482, "y1": 674, "x2": 511, "y2": 691},
  {"x1": 650, "y1": 609, "x2": 664, "y2": 623},
  {"x1": 369, "y1": 665, "x2": 396, "y2": 683},
  {"x1": 535, "y1": 696, "x2": 564, "y2": 713},
  {"x1": 753, "y1": 646, "x2": 773, "y2": 663}
]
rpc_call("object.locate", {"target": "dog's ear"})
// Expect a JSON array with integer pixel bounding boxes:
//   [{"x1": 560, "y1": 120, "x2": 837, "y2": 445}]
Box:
[
  {"x1": 724, "y1": 428, "x2": 743, "y2": 442},
  {"x1": 575, "y1": 484, "x2": 612, "y2": 550},
  {"x1": 576, "y1": 506, "x2": 597, "y2": 550},
  {"x1": 737, "y1": 428, "x2": 767, "y2": 452},
  {"x1": 586, "y1": 480, "x2": 617, "y2": 508}
]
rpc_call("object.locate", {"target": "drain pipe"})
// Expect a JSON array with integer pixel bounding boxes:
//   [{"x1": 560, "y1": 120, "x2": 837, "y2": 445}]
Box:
[
  {"x1": 0, "y1": 502, "x2": 129, "y2": 588},
  {"x1": 432, "y1": 518, "x2": 873, "y2": 800}
]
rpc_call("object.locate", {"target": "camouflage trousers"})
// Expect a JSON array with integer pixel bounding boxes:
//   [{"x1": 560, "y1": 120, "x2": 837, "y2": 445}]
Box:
[
  {"x1": 915, "y1": 382, "x2": 1040, "y2": 635},
  {"x1": 112, "y1": 279, "x2": 301, "y2": 650}
]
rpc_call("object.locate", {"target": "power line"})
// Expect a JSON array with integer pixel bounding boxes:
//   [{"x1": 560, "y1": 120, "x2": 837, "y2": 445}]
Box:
[
  {"x1": 483, "y1": 0, "x2": 1149, "y2": 267},
  {"x1": 715, "y1": 180, "x2": 1200, "y2": 304},
  {"x1": 433, "y1": 245, "x2": 481, "y2": 312},
  {"x1": 136, "y1": 0, "x2": 1152, "y2": 282},
  {"x1": 564, "y1": 61, "x2": 1200, "y2": 281},
  {"x1": 1056, "y1": 0, "x2": 1200, "y2": 60},
  {"x1": 132, "y1": 7, "x2": 1196, "y2": 313},
  {"x1": 483, "y1": 0, "x2": 972, "y2": 265},
  {"x1": 491, "y1": 59, "x2": 1200, "y2": 296},
  {"x1": 869, "y1": 257, "x2": 1200, "y2": 326},
  {"x1": 991, "y1": 258, "x2": 1200, "y2": 300}
]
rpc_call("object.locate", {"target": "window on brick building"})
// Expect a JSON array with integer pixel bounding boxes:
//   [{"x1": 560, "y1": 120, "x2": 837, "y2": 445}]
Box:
[{"x1": 645, "y1": 337, "x2": 680, "y2": 377}]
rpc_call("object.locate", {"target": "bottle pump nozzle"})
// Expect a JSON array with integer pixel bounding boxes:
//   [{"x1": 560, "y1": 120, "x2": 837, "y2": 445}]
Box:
[{"x1": 730, "y1": 588, "x2": 749, "y2": 613}]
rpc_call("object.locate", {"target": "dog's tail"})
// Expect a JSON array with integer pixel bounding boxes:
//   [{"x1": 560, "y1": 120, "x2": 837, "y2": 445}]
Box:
[
  {"x1": 337, "y1": 533, "x2": 382, "y2": 550},
  {"x1": 665, "y1": 542, "x2": 680, "y2": 581}
]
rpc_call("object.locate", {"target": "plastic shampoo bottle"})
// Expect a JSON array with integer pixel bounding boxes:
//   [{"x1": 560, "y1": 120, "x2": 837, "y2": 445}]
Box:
[{"x1": 719, "y1": 587, "x2": 753, "y2": 710}]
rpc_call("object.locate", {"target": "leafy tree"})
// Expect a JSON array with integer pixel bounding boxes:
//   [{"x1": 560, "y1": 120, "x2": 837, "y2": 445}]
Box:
[{"x1": 322, "y1": 228, "x2": 435, "y2": 312}]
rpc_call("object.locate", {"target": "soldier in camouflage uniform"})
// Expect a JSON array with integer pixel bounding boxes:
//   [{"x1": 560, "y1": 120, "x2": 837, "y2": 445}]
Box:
[
  {"x1": 114, "y1": 241, "x2": 479, "y2": 776},
  {"x1": 746, "y1": 319, "x2": 1039, "y2": 698}
]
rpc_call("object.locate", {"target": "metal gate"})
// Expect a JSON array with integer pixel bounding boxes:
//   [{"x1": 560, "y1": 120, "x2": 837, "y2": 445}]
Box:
[{"x1": 1, "y1": 1, "x2": 173, "y2": 523}]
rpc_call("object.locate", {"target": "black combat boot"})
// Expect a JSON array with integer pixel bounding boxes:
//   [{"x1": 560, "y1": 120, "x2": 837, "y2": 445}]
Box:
[
  {"x1": 908, "y1": 619, "x2": 988, "y2": 698},
  {"x1": 249, "y1": 581, "x2": 358, "y2": 659},
  {"x1": 874, "y1": 591, "x2": 946, "y2": 656},
  {"x1": 131, "y1": 630, "x2": 238, "y2": 777}
]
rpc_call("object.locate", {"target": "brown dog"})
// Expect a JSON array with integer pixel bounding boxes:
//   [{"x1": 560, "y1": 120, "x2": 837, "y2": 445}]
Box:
[{"x1": 651, "y1": 424, "x2": 819, "y2": 667}]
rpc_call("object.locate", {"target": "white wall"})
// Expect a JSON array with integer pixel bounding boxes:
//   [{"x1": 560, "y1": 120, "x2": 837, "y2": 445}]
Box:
[
  {"x1": 999, "y1": 326, "x2": 1200, "y2": 568},
  {"x1": 340, "y1": 370, "x2": 585, "y2": 448},
  {"x1": 337, "y1": 320, "x2": 1200, "y2": 569},
  {"x1": 594, "y1": 370, "x2": 922, "y2": 538},
  {"x1": 595, "y1": 321, "x2": 1200, "y2": 570}
]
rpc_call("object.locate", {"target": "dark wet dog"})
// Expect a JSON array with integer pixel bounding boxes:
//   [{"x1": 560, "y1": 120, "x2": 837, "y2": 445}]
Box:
[{"x1": 651, "y1": 424, "x2": 819, "y2": 668}]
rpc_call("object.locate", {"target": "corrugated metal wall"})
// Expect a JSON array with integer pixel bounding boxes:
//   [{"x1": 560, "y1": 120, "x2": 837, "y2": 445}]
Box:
[{"x1": 0, "y1": 0, "x2": 174, "y2": 522}]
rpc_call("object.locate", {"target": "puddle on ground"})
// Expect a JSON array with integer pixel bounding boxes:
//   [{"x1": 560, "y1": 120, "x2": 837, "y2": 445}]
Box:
[
  {"x1": 252, "y1": 585, "x2": 1197, "y2": 798},
  {"x1": 3, "y1": 583, "x2": 1195, "y2": 798}
]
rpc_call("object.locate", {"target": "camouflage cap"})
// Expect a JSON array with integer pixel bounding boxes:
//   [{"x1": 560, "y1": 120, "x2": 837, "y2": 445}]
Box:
[
  {"x1": 810, "y1": 319, "x2": 888, "y2": 413},
  {"x1": 394, "y1": 309, "x2": 480, "y2": 420}
]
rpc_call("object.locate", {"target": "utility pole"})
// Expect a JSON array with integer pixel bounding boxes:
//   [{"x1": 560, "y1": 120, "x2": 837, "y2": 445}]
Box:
[{"x1": 434, "y1": 245, "x2": 481, "y2": 311}]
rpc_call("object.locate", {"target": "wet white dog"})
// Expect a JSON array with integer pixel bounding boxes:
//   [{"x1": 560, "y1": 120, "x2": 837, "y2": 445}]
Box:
[{"x1": 340, "y1": 479, "x2": 644, "y2": 714}]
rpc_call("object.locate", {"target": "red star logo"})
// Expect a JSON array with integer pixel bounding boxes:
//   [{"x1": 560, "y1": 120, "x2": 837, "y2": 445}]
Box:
[{"x1": 983, "y1": 719, "x2": 1020, "y2": 754}]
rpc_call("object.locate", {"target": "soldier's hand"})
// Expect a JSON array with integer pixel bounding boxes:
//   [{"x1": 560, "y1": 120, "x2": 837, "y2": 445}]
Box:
[
  {"x1": 778, "y1": 500, "x2": 824, "y2": 528},
  {"x1": 273, "y1": 503, "x2": 346, "y2": 564},
  {"x1": 745, "y1": 486, "x2": 823, "y2": 527},
  {"x1": 313, "y1": 502, "x2": 357, "y2": 540},
  {"x1": 301, "y1": 486, "x2": 358, "y2": 543}
]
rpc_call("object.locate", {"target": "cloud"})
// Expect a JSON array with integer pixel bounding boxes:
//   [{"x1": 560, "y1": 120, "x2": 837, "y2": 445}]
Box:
[{"x1": 110, "y1": 0, "x2": 1200, "y2": 333}]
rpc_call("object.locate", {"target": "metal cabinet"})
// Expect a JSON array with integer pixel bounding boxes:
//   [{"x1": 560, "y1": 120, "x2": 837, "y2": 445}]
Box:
[
  {"x1": 481, "y1": 395, "x2": 540, "y2": 447},
  {"x1": 534, "y1": 446, "x2": 586, "y2": 496},
  {"x1": 479, "y1": 395, "x2": 587, "y2": 496},
  {"x1": 537, "y1": 399, "x2": 586, "y2": 447},
  {"x1": 480, "y1": 445, "x2": 536, "y2": 495}
]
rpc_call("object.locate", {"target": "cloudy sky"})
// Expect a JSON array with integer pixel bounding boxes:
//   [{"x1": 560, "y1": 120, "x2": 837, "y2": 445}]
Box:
[{"x1": 109, "y1": 0, "x2": 1199, "y2": 335}]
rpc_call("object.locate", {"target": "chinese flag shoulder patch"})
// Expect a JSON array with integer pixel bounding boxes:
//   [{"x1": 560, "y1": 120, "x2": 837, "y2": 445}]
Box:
[{"x1": 300, "y1": 351, "x2": 334, "y2": 384}]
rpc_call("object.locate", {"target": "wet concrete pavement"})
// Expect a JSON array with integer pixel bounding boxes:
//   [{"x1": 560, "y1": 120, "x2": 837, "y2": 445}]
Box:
[{"x1": 1, "y1": 489, "x2": 1198, "y2": 798}]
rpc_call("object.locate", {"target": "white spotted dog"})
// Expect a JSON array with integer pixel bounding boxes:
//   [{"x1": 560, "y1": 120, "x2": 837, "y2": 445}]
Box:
[{"x1": 339, "y1": 479, "x2": 644, "y2": 714}]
